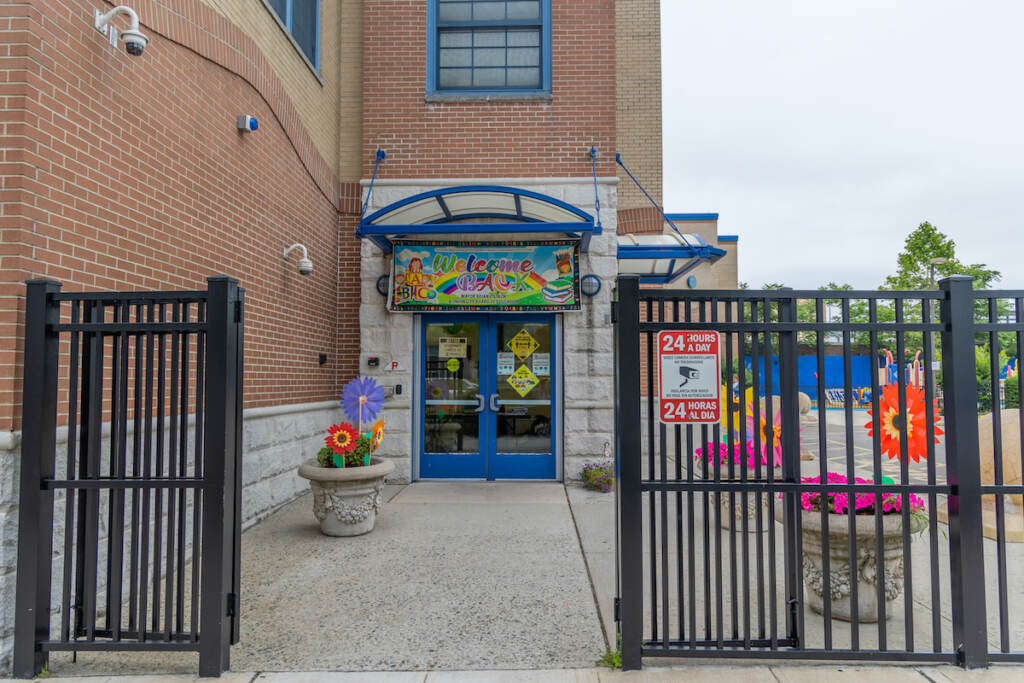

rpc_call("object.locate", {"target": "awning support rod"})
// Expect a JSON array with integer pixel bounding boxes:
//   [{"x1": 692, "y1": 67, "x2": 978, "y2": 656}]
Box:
[
  {"x1": 590, "y1": 146, "x2": 603, "y2": 234},
  {"x1": 361, "y1": 149, "x2": 386, "y2": 220},
  {"x1": 615, "y1": 153, "x2": 682, "y2": 238}
]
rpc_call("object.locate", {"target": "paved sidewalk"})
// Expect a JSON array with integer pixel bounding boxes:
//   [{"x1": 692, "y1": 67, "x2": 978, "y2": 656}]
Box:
[
  {"x1": 5, "y1": 663, "x2": 1024, "y2": 682},
  {"x1": 46, "y1": 482, "x2": 604, "y2": 676}
]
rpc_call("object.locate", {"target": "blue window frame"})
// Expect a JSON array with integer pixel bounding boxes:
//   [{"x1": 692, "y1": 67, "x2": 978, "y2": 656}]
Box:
[
  {"x1": 427, "y1": 0, "x2": 552, "y2": 95},
  {"x1": 266, "y1": 0, "x2": 320, "y2": 70}
]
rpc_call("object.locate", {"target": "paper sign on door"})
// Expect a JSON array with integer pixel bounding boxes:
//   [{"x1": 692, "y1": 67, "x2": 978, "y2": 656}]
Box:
[
  {"x1": 532, "y1": 352, "x2": 549, "y2": 376},
  {"x1": 496, "y1": 352, "x2": 515, "y2": 375},
  {"x1": 507, "y1": 365, "x2": 540, "y2": 397},
  {"x1": 507, "y1": 329, "x2": 540, "y2": 360}
]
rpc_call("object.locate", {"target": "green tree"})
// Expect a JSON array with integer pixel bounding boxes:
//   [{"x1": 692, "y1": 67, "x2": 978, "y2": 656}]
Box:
[
  {"x1": 881, "y1": 221, "x2": 1006, "y2": 357},
  {"x1": 882, "y1": 221, "x2": 1001, "y2": 290}
]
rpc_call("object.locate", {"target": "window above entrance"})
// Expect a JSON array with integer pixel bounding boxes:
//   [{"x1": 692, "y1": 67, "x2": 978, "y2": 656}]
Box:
[
  {"x1": 356, "y1": 185, "x2": 598, "y2": 253},
  {"x1": 427, "y1": 0, "x2": 553, "y2": 97}
]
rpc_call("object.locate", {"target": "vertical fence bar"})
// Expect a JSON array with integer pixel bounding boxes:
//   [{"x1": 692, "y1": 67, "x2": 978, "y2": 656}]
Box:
[
  {"x1": 14, "y1": 280, "x2": 62, "y2": 678},
  {"x1": 986, "y1": 297, "x2": 1009, "y2": 653},
  {"x1": 814, "y1": 298, "x2": 833, "y2": 649},
  {"x1": 894, "y1": 300, "x2": 914, "y2": 651},
  {"x1": 82, "y1": 300, "x2": 104, "y2": 641},
  {"x1": 922, "y1": 296, "x2": 942, "y2": 652},
  {"x1": 199, "y1": 276, "x2": 241, "y2": 676},
  {"x1": 940, "y1": 276, "x2": 988, "y2": 668},
  {"x1": 60, "y1": 300, "x2": 81, "y2": 644},
  {"x1": 868, "y1": 299, "x2": 888, "y2": 643},
  {"x1": 779, "y1": 293, "x2": 803, "y2": 645},
  {"x1": 616, "y1": 276, "x2": 643, "y2": 670},
  {"x1": 231, "y1": 290, "x2": 244, "y2": 644}
]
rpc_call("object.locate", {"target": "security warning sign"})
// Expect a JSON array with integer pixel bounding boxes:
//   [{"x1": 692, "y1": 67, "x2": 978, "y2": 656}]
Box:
[{"x1": 657, "y1": 330, "x2": 721, "y2": 424}]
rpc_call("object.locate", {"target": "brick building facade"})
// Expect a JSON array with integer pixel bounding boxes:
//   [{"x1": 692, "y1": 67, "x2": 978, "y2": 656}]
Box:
[{"x1": 0, "y1": 0, "x2": 737, "y2": 669}]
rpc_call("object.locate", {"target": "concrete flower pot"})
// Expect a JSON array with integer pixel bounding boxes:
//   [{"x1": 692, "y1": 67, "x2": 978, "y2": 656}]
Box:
[
  {"x1": 779, "y1": 500, "x2": 925, "y2": 622},
  {"x1": 716, "y1": 467, "x2": 781, "y2": 532},
  {"x1": 297, "y1": 457, "x2": 395, "y2": 536}
]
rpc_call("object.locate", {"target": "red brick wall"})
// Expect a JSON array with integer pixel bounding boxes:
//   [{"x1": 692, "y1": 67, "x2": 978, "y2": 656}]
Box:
[
  {"x1": 0, "y1": 0, "x2": 360, "y2": 432},
  {"x1": 362, "y1": 0, "x2": 617, "y2": 179}
]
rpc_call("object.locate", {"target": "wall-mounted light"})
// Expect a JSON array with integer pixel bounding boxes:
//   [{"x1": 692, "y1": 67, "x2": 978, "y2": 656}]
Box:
[
  {"x1": 284, "y1": 243, "x2": 312, "y2": 276},
  {"x1": 580, "y1": 274, "x2": 602, "y2": 297},
  {"x1": 376, "y1": 275, "x2": 390, "y2": 297}
]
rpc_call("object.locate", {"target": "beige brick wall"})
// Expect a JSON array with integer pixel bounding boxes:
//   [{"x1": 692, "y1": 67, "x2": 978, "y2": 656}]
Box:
[
  {"x1": 713, "y1": 240, "x2": 739, "y2": 289},
  {"x1": 202, "y1": 0, "x2": 362, "y2": 180},
  {"x1": 616, "y1": 0, "x2": 662, "y2": 210}
]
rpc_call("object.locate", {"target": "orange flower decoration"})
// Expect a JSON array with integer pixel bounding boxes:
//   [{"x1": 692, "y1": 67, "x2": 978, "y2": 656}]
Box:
[
  {"x1": 325, "y1": 423, "x2": 359, "y2": 455},
  {"x1": 371, "y1": 420, "x2": 386, "y2": 451},
  {"x1": 865, "y1": 384, "x2": 943, "y2": 463}
]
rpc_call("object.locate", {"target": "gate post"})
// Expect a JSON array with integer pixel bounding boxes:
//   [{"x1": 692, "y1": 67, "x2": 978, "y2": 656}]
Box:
[
  {"x1": 777, "y1": 292, "x2": 804, "y2": 645},
  {"x1": 14, "y1": 279, "x2": 62, "y2": 678},
  {"x1": 939, "y1": 275, "x2": 988, "y2": 669},
  {"x1": 615, "y1": 276, "x2": 643, "y2": 670},
  {"x1": 199, "y1": 276, "x2": 241, "y2": 677}
]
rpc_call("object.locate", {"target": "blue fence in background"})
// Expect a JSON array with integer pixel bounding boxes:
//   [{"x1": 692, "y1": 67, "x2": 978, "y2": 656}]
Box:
[{"x1": 742, "y1": 355, "x2": 875, "y2": 401}]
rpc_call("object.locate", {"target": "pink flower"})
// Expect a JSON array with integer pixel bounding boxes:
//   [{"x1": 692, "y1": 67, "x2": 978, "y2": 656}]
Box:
[{"x1": 790, "y1": 473, "x2": 927, "y2": 515}]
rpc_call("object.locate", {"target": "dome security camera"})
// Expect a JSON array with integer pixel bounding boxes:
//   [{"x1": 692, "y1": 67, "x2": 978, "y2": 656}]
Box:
[
  {"x1": 95, "y1": 6, "x2": 149, "y2": 57},
  {"x1": 121, "y1": 28, "x2": 148, "y2": 56},
  {"x1": 284, "y1": 243, "x2": 313, "y2": 276}
]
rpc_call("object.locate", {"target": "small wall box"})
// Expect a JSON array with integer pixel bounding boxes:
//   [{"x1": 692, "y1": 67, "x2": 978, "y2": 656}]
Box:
[{"x1": 237, "y1": 115, "x2": 258, "y2": 132}]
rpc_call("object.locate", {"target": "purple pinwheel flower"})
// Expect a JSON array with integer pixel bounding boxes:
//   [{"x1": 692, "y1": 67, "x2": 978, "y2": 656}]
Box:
[{"x1": 342, "y1": 376, "x2": 387, "y2": 427}]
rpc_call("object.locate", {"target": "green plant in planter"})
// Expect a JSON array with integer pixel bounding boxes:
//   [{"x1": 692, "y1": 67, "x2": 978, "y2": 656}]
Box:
[
  {"x1": 581, "y1": 460, "x2": 614, "y2": 492},
  {"x1": 319, "y1": 418, "x2": 386, "y2": 468}
]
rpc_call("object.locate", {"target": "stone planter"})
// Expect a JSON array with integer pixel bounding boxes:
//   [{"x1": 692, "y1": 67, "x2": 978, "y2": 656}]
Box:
[
  {"x1": 779, "y1": 500, "x2": 925, "y2": 622},
  {"x1": 717, "y1": 467, "x2": 782, "y2": 532},
  {"x1": 297, "y1": 457, "x2": 395, "y2": 536}
]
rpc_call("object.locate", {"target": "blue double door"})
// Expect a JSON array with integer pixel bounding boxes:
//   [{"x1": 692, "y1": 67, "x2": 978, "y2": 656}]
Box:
[{"x1": 420, "y1": 315, "x2": 557, "y2": 480}]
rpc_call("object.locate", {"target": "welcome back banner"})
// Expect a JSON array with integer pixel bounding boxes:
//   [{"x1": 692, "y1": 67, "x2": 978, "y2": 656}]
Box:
[{"x1": 388, "y1": 239, "x2": 581, "y2": 312}]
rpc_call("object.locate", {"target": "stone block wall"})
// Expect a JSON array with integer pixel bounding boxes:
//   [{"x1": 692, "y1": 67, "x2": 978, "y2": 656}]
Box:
[{"x1": 358, "y1": 178, "x2": 618, "y2": 483}]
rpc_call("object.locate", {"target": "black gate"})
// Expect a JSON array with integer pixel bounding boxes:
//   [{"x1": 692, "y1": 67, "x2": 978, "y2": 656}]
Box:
[
  {"x1": 14, "y1": 276, "x2": 244, "y2": 678},
  {"x1": 615, "y1": 276, "x2": 1024, "y2": 669}
]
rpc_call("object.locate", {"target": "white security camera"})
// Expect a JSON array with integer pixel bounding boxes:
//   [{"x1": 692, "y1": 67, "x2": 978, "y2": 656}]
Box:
[
  {"x1": 95, "y1": 6, "x2": 149, "y2": 57},
  {"x1": 121, "y1": 28, "x2": 148, "y2": 56},
  {"x1": 284, "y1": 244, "x2": 313, "y2": 276}
]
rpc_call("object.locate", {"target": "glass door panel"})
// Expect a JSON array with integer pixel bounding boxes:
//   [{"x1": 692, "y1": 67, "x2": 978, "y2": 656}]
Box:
[
  {"x1": 490, "y1": 319, "x2": 555, "y2": 479},
  {"x1": 421, "y1": 320, "x2": 486, "y2": 478}
]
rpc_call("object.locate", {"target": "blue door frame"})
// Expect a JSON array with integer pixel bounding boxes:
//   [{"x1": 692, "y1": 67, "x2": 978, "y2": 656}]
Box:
[{"x1": 419, "y1": 314, "x2": 558, "y2": 480}]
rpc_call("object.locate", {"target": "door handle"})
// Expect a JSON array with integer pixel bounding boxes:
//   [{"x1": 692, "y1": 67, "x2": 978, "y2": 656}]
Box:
[
  {"x1": 489, "y1": 393, "x2": 500, "y2": 412},
  {"x1": 472, "y1": 393, "x2": 485, "y2": 413}
]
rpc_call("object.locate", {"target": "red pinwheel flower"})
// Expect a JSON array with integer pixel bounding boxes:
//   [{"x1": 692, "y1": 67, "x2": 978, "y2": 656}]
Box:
[
  {"x1": 865, "y1": 384, "x2": 943, "y2": 463},
  {"x1": 325, "y1": 423, "x2": 359, "y2": 455}
]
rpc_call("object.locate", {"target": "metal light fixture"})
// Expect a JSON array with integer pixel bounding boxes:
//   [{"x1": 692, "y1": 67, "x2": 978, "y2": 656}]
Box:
[{"x1": 580, "y1": 274, "x2": 602, "y2": 297}]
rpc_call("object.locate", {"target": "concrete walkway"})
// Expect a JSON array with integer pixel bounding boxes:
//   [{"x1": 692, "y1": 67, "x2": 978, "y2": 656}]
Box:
[
  {"x1": 48, "y1": 482, "x2": 605, "y2": 676},
  {"x1": 7, "y1": 664, "x2": 1024, "y2": 681},
  {"x1": 34, "y1": 481, "x2": 1024, "y2": 681}
]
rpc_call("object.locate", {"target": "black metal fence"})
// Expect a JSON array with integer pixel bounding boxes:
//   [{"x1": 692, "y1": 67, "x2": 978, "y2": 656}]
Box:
[
  {"x1": 14, "y1": 277, "x2": 244, "y2": 678},
  {"x1": 614, "y1": 275, "x2": 1024, "y2": 670}
]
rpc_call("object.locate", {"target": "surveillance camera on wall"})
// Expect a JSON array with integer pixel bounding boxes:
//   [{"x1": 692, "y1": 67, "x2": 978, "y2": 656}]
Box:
[
  {"x1": 121, "y1": 28, "x2": 148, "y2": 56},
  {"x1": 284, "y1": 244, "x2": 313, "y2": 276},
  {"x1": 95, "y1": 6, "x2": 149, "y2": 57}
]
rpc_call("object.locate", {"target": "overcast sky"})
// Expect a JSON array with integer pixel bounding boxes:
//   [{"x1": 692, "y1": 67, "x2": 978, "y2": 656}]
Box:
[{"x1": 661, "y1": 0, "x2": 1024, "y2": 289}]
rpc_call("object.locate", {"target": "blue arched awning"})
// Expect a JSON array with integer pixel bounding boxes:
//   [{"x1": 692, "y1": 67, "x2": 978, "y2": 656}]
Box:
[
  {"x1": 356, "y1": 185, "x2": 599, "y2": 252},
  {"x1": 617, "y1": 233, "x2": 727, "y2": 284}
]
